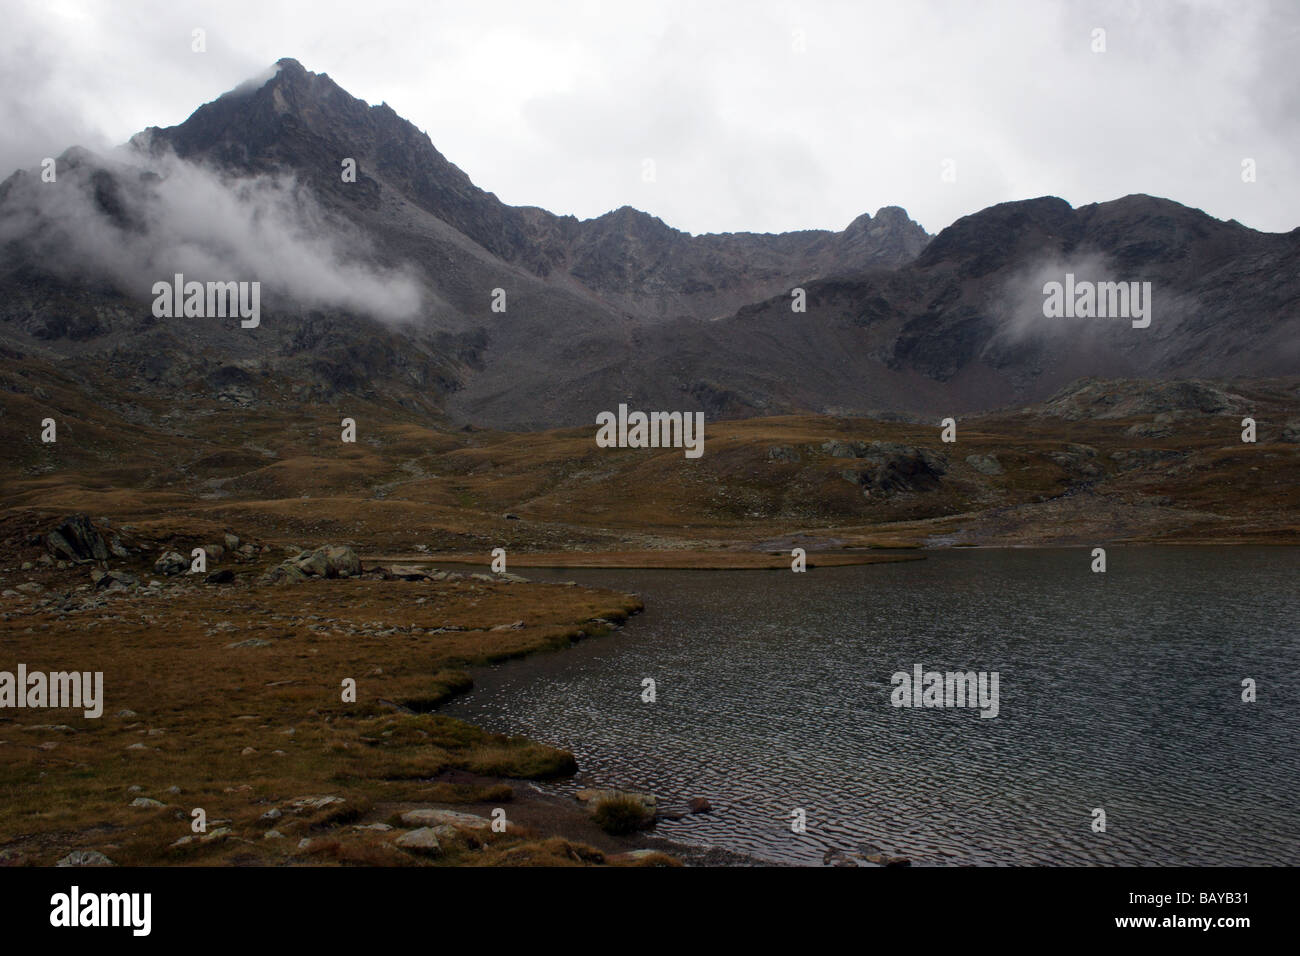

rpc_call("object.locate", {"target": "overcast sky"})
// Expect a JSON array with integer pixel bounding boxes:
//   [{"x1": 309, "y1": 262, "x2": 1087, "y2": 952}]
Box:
[{"x1": 3, "y1": 0, "x2": 1296, "y2": 236}]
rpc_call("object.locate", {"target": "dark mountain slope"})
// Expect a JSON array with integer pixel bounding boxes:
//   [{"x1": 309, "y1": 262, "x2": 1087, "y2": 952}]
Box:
[{"x1": 0, "y1": 59, "x2": 1294, "y2": 430}]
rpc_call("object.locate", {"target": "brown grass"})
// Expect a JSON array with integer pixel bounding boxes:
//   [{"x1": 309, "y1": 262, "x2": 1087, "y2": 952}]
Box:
[{"x1": 0, "y1": 574, "x2": 642, "y2": 866}]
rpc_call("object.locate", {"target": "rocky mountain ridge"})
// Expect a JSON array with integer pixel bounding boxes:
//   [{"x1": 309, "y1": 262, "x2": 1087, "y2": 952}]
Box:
[{"x1": 1, "y1": 58, "x2": 1295, "y2": 429}]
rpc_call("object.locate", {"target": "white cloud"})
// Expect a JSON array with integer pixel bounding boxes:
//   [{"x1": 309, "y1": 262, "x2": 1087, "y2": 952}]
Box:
[
  {"x1": 1, "y1": 0, "x2": 1296, "y2": 237},
  {"x1": 0, "y1": 149, "x2": 423, "y2": 321}
]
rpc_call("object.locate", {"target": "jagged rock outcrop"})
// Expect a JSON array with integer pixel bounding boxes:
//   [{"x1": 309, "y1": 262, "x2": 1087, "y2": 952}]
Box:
[
  {"x1": 45, "y1": 514, "x2": 131, "y2": 563},
  {"x1": 830, "y1": 442, "x2": 948, "y2": 495}
]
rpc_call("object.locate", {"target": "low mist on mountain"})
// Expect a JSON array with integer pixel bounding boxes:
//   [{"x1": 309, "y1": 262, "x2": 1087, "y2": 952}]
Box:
[{"x1": 2, "y1": 58, "x2": 1296, "y2": 429}]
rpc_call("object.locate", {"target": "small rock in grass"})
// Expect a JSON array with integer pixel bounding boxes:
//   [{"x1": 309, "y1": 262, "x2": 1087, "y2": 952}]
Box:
[{"x1": 395, "y1": 828, "x2": 442, "y2": 855}]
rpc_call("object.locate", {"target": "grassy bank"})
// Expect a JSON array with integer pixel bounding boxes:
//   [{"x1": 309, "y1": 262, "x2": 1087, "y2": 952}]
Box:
[{"x1": 0, "y1": 566, "x2": 656, "y2": 866}]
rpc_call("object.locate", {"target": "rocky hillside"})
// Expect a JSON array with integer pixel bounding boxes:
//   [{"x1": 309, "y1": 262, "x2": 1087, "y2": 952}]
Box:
[{"x1": 0, "y1": 58, "x2": 1295, "y2": 430}]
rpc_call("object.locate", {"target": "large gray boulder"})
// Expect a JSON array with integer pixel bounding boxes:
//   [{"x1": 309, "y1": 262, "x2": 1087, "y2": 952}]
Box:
[
  {"x1": 264, "y1": 563, "x2": 308, "y2": 585},
  {"x1": 45, "y1": 514, "x2": 114, "y2": 562},
  {"x1": 292, "y1": 545, "x2": 361, "y2": 578},
  {"x1": 265, "y1": 545, "x2": 362, "y2": 583},
  {"x1": 394, "y1": 827, "x2": 443, "y2": 855},
  {"x1": 154, "y1": 551, "x2": 188, "y2": 576},
  {"x1": 822, "y1": 440, "x2": 869, "y2": 458},
  {"x1": 294, "y1": 550, "x2": 331, "y2": 577},
  {"x1": 94, "y1": 569, "x2": 139, "y2": 591},
  {"x1": 398, "y1": 808, "x2": 491, "y2": 831},
  {"x1": 383, "y1": 565, "x2": 431, "y2": 581}
]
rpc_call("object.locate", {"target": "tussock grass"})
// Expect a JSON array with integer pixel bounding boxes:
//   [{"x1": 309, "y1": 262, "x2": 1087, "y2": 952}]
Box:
[
  {"x1": 0, "y1": 576, "x2": 641, "y2": 866},
  {"x1": 592, "y1": 795, "x2": 653, "y2": 835}
]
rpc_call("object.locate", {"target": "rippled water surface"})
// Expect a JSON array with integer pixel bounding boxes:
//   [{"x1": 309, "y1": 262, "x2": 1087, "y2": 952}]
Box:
[{"x1": 443, "y1": 548, "x2": 1300, "y2": 865}]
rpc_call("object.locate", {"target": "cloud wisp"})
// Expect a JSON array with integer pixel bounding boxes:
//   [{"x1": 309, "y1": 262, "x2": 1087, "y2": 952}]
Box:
[{"x1": 0, "y1": 146, "x2": 424, "y2": 323}]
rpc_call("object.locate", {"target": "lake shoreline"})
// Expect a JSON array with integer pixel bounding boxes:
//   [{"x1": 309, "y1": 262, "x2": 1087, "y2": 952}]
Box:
[
  {"x1": 369, "y1": 549, "x2": 924, "y2": 570},
  {"x1": 368, "y1": 539, "x2": 1300, "y2": 574},
  {"x1": 441, "y1": 547, "x2": 1300, "y2": 866}
]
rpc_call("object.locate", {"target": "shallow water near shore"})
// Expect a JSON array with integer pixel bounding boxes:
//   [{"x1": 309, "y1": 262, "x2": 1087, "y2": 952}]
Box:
[{"x1": 443, "y1": 547, "x2": 1300, "y2": 865}]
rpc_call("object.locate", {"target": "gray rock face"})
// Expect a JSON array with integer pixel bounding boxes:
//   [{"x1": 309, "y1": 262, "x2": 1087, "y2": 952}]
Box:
[
  {"x1": 965, "y1": 453, "x2": 1004, "y2": 476},
  {"x1": 833, "y1": 442, "x2": 948, "y2": 495},
  {"x1": 56, "y1": 849, "x2": 115, "y2": 867},
  {"x1": 45, "y1": 514, "x2": 112, "y2": 562},
  {"x1": 382, "y1": 565, "x2": 430, "y2": 581},
  {"x1": 265, "y1": 545, "x2": 361, "y2": 583},
  {"x1": 822, "y1": 440, "x2": 868, "y2": 458},
  {"x1": 1125, "y1": 422, "x2": 1173, "y2": 439},
  {"x1": 394, "y1": 827, "x2": 443, "y2": 855},
  {"x1": 293, "y1": 545, "x2": 361, "y2": 578},
  {"x1": 398, "y1": 808, "x2": 491, "y2": 831},
  {"x1": 1109, "y1": 448, "x2": 1188, "y2": 472},
  {"x1": 6, "y1": 56, "x2": 1299, "y2": 441},
  {"x1": 154, "y1": 551, "x2": 188, "y2": 576},
  {"x1": 425, "y1": 824, "x2": 469, "y2": 847},
  {"x1": 289, "y1": 795, "x2": 345, "y2": 811},
  {"x1": 1047, "y1": 448, "x2": 1106, "y2": 478},
  {"x1": 1037, "y1": 379, "x2": 1248, "y2": 422},
  {"x1": 264, "y1": 563, "x2": 308, "y2": 584},
  {"x1": 95, "y1": 569, "x2": 139, "y2": 591},
  {"x1": 293, "y1": 550, "x2": 330, "y2": 577}
]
